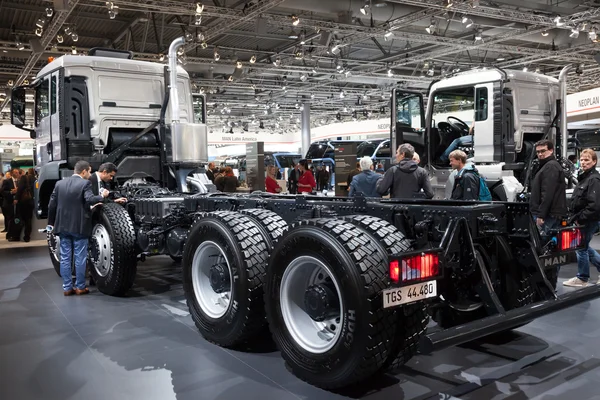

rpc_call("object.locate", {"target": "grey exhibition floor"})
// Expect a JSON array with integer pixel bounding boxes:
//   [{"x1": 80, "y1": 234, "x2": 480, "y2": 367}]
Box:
[{"x1": 2, "y1": 245, "x2": 600, "y2": 400}]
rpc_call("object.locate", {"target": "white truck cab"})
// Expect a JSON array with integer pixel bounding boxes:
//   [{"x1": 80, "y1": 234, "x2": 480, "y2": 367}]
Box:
[
  {"x1": 10, "y1": 40, "x2": 208, "y2": 218},
  {"x1": 391, "y1": 67, "x2": 571, "y2": 201}
]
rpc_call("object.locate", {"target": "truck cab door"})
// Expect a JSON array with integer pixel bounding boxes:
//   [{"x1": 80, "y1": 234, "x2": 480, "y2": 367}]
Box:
[{"x1": 390, "y1": 89, "x2": 426, "y2": 163}]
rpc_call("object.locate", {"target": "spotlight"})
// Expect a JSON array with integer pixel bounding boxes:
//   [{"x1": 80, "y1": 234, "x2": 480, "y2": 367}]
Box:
[
  {"x1": 46, "y1": 7, "x2": 54, "y2": 17},
  {"x1": 57, "y1": 34, "x2": 64, "y2": 43},
  {"x1": 541, "y1": 30, "x2": 549, "y2": 36},
  {"x1": 236, "y1": 61, "x2": 242, "y2": 68},
  {"x1": 35, "y1": 27, "x2": 43, "y2": 37},
  {"x1": 291, "y1": 15, "x2": 299, "y2": 26},
  {"x1": 250, "y1": 54, "x2": 256, "y2": 63},
  {"x1": 196, "y1": 2, "x2": 204, "y2": 14},
  {"x1": 570, "y1": 28, "x2": 579, "y2": 38},
  {"x1": 213, "y1": 48, "x2": 220, "y2": 61},
  {"x1": 36, "y1": 19, "x2": 45, "y2": 29}
]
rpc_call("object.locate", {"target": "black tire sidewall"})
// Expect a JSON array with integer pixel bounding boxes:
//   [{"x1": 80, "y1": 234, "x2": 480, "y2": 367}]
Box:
[
  {"x1": 266, "y1": 227, "x2": 373, "y2": 382},
  {"x1": 182, "y1": 218, "x2": 253, "y2": 345}
]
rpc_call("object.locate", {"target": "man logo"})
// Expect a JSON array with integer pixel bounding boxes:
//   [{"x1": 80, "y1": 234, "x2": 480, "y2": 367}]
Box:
[{"x1": 543, "y1": 255, "x2": 566, "y2": 267}]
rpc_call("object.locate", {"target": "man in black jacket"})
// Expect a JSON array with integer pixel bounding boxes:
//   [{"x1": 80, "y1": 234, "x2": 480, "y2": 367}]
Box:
[
  {"x1": 563, "y1": 149, "x2": 600, "y2": 287},
  {"x1": 48, "y1": 160, "x2": 108, "y2": 295},
  {"x1": 89, "y1": 162, "x2": 127, "y2": 204},
  {"x1": 376, "y1": 143, "x2": 434, "y2": 199},
  {"x1": 529, "y1": 139, "x2": 567, "y2": 235}
]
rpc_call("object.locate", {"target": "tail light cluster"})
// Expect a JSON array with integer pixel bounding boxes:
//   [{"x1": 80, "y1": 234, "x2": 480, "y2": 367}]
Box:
[
  {"x1": 560, "y1": 228, "x2": 582, "y2": 251},
  {"x1": 390, "y1": 252, "x2": 440, "y2": 284}
]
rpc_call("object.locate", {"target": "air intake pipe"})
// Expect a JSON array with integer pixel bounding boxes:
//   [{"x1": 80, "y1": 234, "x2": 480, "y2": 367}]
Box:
[{"x1": 168, "y1": 36, "x2": 185, "y2": 124}]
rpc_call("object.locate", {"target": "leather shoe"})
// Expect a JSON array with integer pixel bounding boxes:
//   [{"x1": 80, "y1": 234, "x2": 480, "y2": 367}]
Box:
[
  {"x1": 64, "y1": 289, "x2": 75, "y2": 296},
  {"x1": 75, "y1": 288, "x2": 90, "y2": 295}
]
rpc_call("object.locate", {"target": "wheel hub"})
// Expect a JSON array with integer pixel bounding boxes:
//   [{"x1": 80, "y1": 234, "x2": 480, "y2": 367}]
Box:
[
  {"x1": 304, "y1": 283, "x2": 340, "y2": 322},
  {"x1": 209, "y1": 263, "x2": 231, "y2": 294},
  {"x1": 89, "y1": 237, "x2": 100, "y2": 264}
]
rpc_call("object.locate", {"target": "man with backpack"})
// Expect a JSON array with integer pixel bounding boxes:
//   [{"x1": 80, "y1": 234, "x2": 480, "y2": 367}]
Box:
[{"x1": 448, "y1": 150, "x2": 492, "y2": 201}]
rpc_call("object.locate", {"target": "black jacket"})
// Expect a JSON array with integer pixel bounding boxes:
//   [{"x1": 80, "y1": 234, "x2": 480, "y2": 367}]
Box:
[
  {"x1": 1, "y1": 177, "x2": 18, "y2": 207},
  {"x1": 48, "y1": 175, "x2": 104, "y2": 236},
  {"x1": 451, "y1": 166, "x2": 481, "y2": 201},
  {"x1": 530, "y1": 155, "x2": 568, "y2": 219},
  {"x1": 376, "y1": 159, "x2": 434, "y2": 199},
  {"x1": 569, "y1": 167, "x2": 600, "y2": 224}
]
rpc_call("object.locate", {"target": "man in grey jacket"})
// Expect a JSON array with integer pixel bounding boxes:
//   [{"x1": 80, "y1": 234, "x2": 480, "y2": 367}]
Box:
[{"x1": 376, "y1": 143, "x2": 434, "y2": 199}]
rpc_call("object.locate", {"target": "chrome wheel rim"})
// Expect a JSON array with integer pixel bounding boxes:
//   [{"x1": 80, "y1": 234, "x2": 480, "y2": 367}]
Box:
[
  {"x1": 280, "y1": 256, "x2": 344, "y2": 354},
  {"x1": 192, "y1": 241, "x2": 233, "y2": 319},
  {"x1": 90, "y1": 224, "x2": 112, "y2": 277}
]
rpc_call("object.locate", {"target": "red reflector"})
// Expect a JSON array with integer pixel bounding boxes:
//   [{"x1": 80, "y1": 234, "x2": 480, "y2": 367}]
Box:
[
  {"x1": 390, "y1": 253, "x2": 440, "y2": 283},
  {"x1": 560, "y1": 228, "x2": 582, "y2": 250},
  {"x1": 389, "y1": 260, "x2": 400, "y2": 283}
]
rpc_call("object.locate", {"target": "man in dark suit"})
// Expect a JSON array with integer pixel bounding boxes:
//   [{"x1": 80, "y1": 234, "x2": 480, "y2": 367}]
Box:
[
  {"x1": 47, "y1": 160, "x2": 108, "y2": 296},
  {"x1": 1, "y1": 167, "x2": 21, "y2": 240},
  {"x1": 89, "y1": 162, "x2": 127, "y2": 204}
]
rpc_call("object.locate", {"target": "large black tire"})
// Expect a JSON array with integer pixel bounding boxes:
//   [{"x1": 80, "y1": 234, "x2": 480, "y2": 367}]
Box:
[
  {"x1": 238, "y1": 208, "x2": 288, "y2": 247},
  {"x1": 182, "y1": 211, "x2": 270, "y2": 347},
  {"x1": 88, "y1": 203, "x2": 137, "y2": 296},
  {"x1": 341, "y1": 215, "x2": 429, "y2": 373},
  {"x1": 264, "y1": 218, "x2": 398, "y2": 389}
]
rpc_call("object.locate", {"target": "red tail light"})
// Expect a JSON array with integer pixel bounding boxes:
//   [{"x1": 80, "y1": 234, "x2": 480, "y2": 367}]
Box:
[
  {"x1": 390, "y1": 252, "x2": 440, "y2": 283},
  {"x1": 560, "y1": 228, "x2": 582, "y2": 251}
]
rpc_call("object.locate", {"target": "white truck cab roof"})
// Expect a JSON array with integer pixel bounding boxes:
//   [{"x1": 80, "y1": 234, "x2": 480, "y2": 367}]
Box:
[
  {"x1": 35, "y1": 54, "x2": 189, "y2": 81},
  {"x1": 430, "y1": 68, "x2": 559, "y2": 93}
]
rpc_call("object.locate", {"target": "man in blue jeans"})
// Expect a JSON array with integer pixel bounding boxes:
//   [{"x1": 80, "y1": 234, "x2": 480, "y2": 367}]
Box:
[
  {"x1": 564, "y1": 148, "x2": 600, "y2": 287},
  {"x1": 47, "y1": 160, "x2": 108, "y2": 295}
]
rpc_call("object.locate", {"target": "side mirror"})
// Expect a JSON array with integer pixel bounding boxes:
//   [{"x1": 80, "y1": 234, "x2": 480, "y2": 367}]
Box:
[{"x1": 10, "y1": 86, "x2": 35, "y2": 138}]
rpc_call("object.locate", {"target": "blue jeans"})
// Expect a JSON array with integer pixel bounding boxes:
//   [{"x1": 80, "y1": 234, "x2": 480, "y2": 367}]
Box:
[
  {"x1": 59, "y1": 232, "x2": 89, "y2": 291},
  {"x1": 440, "y1": 135, "x2": 473, "y2": 162},
  {"x1": 576, "y1": 222, "x2": 600, "y2": 282}
]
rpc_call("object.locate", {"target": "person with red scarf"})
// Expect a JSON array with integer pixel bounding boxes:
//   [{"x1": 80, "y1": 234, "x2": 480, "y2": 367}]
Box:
[{"x1": 296, "y1": 159, "x2": 316, "y2": 194}]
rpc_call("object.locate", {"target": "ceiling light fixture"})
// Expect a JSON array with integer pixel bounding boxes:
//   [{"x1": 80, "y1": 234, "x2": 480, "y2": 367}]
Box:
[
  {"x1": 236, "y1": 61, "x2": 242, "y2": 68},
  {"x1": 250, "y1": 55, "x2": 256, "y2": 63},
  {"x1": 553, "y1": 15, "x2": 564, "y2": 27},
  {"x1": 570, "y1": 28, "x2": 580, "y2": 38},
  {"x1": 291, "y1": 15, "x2": 299, "y2": 26},
  {"x1": 213, "y1": 47, "x2": 220, "y2": 61},
  {"x1": 360, "y1": 0, "x2": 370, "y2": 15}
]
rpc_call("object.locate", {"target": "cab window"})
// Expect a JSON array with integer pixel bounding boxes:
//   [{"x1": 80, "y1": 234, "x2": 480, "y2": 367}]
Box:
[{"x1": 35, "y1": 78, "x2": 50, "y2": 125}]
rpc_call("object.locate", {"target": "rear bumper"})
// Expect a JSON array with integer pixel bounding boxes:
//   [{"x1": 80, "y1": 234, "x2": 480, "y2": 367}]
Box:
[{"x1": 419, "y1": 284, "x2": 600, "y2": 355}]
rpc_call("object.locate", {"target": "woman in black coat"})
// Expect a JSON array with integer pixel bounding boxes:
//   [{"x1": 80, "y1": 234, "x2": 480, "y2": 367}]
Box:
[{"x1": 564, "y1": 148, "x2": 600, "y2": 287}]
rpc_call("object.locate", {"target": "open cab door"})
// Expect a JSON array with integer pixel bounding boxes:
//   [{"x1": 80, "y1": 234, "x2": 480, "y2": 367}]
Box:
[
  {"x1": 390, "y1": 88, "x2": 426, "y2": 163},
  {"x1": 10, "y1": 85, "x2": 36, "y2": 138}
]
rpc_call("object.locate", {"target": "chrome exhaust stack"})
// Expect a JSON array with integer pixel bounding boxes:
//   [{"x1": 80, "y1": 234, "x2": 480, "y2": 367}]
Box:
[
  {"x1": 558, "y1": 65, "x2": 572, "y2": 160},
  {"x1": 166, "y1": 36, "x2": 210, "y2": 193}
]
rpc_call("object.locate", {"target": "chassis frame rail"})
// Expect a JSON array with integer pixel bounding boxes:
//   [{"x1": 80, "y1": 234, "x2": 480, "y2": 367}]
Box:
[{"x1": 419, "y1": 284, "x2": 600, "y2": 354}]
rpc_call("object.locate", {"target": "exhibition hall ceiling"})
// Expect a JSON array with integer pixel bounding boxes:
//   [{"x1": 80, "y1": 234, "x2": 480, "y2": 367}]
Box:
[{"x1": 1, "y1": 0, "x2": 600, "y2": 132}]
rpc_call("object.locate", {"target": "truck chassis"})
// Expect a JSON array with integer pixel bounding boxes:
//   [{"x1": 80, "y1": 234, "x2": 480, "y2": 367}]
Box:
[{"x1": 46, "y1": 188, "x2": 595, "y2": 389}]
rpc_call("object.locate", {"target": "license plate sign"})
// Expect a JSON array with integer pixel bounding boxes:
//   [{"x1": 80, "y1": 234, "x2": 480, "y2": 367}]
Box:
[{"x1": 383, "y1": 280, "x2": 437, "y2": 308}]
